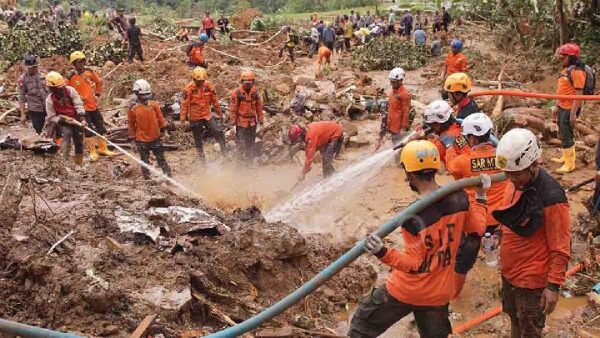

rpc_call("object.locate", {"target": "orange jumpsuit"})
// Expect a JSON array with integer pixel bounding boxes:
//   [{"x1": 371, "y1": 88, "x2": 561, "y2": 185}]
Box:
[
  {"x1": 379, "y1": 190, "x2": 487, "y2": 306},
  {"x1": 68, "y1": 69, "x2": 102, "y2": 112},
  {"x1": 180, "y1": 81, "x2": 222, "y2": 122},
  {"x1": 303, "y1": 121, "x2": 343, "y2": 174},
  {"x1": 229, "y1": 86, "x2": 264, "y2": 128},
  {"x1": 499, "y1": 169, "x2": 570, "y2": 290},
  {"x1": 446, "y1": 141, "x2": 508, "y2": 227},
  {"x1": 127, "y1": 100, "x2": 166, "y2": 142},
  {"x1": 445, "y1": 51, "x2": 467, "y2": 75},
  {"x1": 384, "y1": 85, "x2": 411, "y2": 134}
]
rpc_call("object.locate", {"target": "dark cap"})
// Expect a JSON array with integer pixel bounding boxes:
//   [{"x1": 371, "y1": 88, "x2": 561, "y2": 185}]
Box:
[{"x1": 23, "y1": 54, "x2": 38, "y2": 67}]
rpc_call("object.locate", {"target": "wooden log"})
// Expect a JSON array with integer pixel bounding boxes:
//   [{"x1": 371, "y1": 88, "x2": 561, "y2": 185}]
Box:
[
  {"x1": 0, "y1": 173, "x2": 22, "y2": 231},
  {"x1": 0, "y1": 108, "x2": 18, "y2": 124},
  {"x1": 129, "y1": 314, "x2": 157, "y2": 338}
]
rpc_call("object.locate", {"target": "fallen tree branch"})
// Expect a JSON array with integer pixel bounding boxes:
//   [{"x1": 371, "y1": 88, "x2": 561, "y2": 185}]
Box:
[
  {"x1": 191, "y1": 291, "x2": 237, "y2": 326},
  {"x1": 206, "y1": 47, "x2": 246, "y2": 63},
  {"x1": 102, "y1": 62, "x2": 124, "y2": 80},
  {"x1": 0, "y1": 108, "x2": 18, "y2": 124},
  {"x1": 46, "y1": 230, "x2": 77, "y2": 255},
  {"x1": 149, "y1": 43, "x2": 188, "y2": 63},
  {"x1": 492, "y1": 53, "x2": 521, "y2": 117},
  {"x1": 232, "y1": 27, "x2": 284, "y2": 46}
]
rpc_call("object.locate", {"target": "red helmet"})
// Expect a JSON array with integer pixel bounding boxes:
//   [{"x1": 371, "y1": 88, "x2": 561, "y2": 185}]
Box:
[
  {"x1": 288, "y1": 125, "x2": 304, "y2": 143},
  {"x1": 558, "y1": 43, "x2": 580, "y2": 57}
]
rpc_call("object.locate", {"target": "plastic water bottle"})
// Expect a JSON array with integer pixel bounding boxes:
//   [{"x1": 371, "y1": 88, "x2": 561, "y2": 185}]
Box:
[{"x1": 482, "y1": 232, "x2": 498, "y2": 268}]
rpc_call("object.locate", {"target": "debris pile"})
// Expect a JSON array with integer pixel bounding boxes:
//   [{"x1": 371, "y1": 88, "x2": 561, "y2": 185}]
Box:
[
  {"x1": 0, "y1": 151, "x2": 376, "y2": 336},
  {"x1": 85, "y1": 40, "x2": 128, "y2": 66},
  {"x1": 347, "y1": 36, "x2": 429, "y2": 71}
]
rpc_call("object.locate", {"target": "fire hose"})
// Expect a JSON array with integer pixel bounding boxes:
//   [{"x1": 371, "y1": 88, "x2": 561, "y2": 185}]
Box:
[
  {"x1": 206, "y1": 173, "x2": 507, "y2": 338},
  {"x1": 469, "y1": 89, "x2": 600, "y2": 101},
  {"x1": 0, "y1": 319, "x2": 81, "y2": 338}
]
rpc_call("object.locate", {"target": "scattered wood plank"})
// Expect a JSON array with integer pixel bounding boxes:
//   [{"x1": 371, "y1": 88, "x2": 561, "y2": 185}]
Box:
[
  {"x1": 191, "y1": 291, "x2": 236, "y2": 326},
  {"x1": 0, "y1": 173, "x2": 23, "y2": 231},
  {"x1": 129, "y1": 314, "x2": 157, "y2": 338},
  {"x1": 0, "y1": 108, "x2": 18, "y2": 124}
]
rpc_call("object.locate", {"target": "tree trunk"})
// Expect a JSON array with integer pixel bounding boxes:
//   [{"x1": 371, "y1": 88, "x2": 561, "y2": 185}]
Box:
[{"x1": 557, "y1": 0, "x2": 568, "y2": 45}]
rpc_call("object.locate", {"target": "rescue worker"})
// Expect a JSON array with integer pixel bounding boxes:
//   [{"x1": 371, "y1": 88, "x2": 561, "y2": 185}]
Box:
[
  {"x1": 279, "y1": 26, "x2": 296, "y2": 64},
  {"x1": 551, "y1": 43, "x2": 586, "y2": 174},
  {"x1": 374, "y1": 68, "x2": 411, "y2": 151},
  {"x1": 44, "y1": 71, "x2": 86, "y2": 165},
  {"x1": 288, "y1": 121, "x2": 344, "y2": 181},
  {"x1": 112, "y1": 7, "x2": 128, "y2": 40},
  {"x1": 127, "y1": 79, "x2": 172, "y2": 180},
  {"x1": 445, "y1": 113, "x2": 508, "y2": 296},
  {"x1": 127, "y1": 17, "x2": 143, "y2": 63},
  {"x1": 187, "y1": 34, "x2": 208, "y2": 69},
  {"x1": 348, "y1": 140, "x2": 489, "y2": 338},
  {"x1": 67, "y1": 51, "x2": 116, "y2": 161},
  {"x1": 441, "y1": 39, "x2": 467, "y2": 100},
  {"x1": 229, "y1": 70, "x2": 264, "y2": 164},
  {"x1": 315, "y1": 44, "x2": 332, "y2": 79},
  {"x1": 180, "y1": 67, "x2": 226, "y2": 162},
  {"x1": 494, "y1": 128, "x2": 570, "y2": 337},
  {"x1": 444, "y1": 72, "x2": 480, "y2": 119},
  {"x1": 18, "y1": 54, "x2": 48, "y2": 134},
  {"x1": 412, "y1": 100, "x2": 462, "y2": 165}
]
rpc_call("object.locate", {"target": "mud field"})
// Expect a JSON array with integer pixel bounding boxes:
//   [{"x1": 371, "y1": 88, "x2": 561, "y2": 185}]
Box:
[{"x1": 1, "y1": 21, "x2": 600, "y2": 338}]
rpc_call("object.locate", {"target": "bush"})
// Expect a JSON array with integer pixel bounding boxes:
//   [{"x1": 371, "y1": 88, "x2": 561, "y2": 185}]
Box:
[{"x1": 347, "y1": 36, "x2": 428, "y2": 71}]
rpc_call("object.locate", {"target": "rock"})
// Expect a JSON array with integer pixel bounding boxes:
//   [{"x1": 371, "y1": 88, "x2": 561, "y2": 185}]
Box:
[
  {"x1": 102, "y1": 61, "x2": 116, "y2": 71},
  {"x1": 81, "y1": 289, "x2": 120, "y2": 313},
  {"x1": 341, "y1": 121, "x2": 359, "y2": 137},
  {"x1": 321, "y1": 110, "x2": 335, "y2": 120},
  {"x1": 293, "y1": 76, "x2": 314, "y2": 87},
  {"x1": 275, "y1": 83, "x2": 292, "y2": 95},
  {"x1": 304, "y1": 111, "x2": 314, "y2": 120},
  {"x1": 98, "y1": 324, "x2": 120, "y2": 337},
  {"x1": 584, "y1": 134, "x2": 598, "y2": 147},
  {"x1": 348, "y1": 136, "x2": 371, "y2": 148}
]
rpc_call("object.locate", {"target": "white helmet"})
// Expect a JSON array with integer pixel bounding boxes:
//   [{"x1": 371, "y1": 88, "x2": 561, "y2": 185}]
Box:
[
  {"x1": 461, "y1": 113, "x2": 494, "y2": 137},
  {"x1": 496, "y1": 128, "x2": 542, "y2": 172},
  {"x1": 133, "y1": 79, "x2": 152, "y2": 95},
  {"x1": 388, "y1": 67, "x2": 405, "y2": 81},
  {"x1": 424, "y1": 100, "x2": 453, "y2": 124}
]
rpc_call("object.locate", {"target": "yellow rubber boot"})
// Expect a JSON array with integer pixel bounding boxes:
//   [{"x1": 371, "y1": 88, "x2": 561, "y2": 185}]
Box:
[
  {"x1": 85, "y1": 137, "x2": 99, "y2": 161},
  {"x1": 555, "y1": 146, "x2": 576, "y2": 174},
  {"x1": 550, "y1": 150, "x2": 565, "y2": 164},
  {"x1": 74, "y1": 154, "x2": 84, "y2": 166},
  {"x1": 97, "y1": 137, "x2": 117, "y2": 156}
]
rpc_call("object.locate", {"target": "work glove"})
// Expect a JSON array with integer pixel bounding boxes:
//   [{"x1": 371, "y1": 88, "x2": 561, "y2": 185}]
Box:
[
  {"x1": 364, "y1": 233, "x2": 386, "y2": 257},
  {"x1": 475, "y1": 174, "x2": 491, "y2": 201}
]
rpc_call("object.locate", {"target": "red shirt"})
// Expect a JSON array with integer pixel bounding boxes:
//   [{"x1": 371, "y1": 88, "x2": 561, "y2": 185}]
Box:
[{"x1": 203, "y1": 16, "x2": 215, "y2": 30}]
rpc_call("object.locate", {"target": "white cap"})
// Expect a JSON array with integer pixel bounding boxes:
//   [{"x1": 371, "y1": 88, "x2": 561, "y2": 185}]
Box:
[
  {"x1": 496, "y1": 128, "x2": 542, "y2": 171},
  {"x1": 424, "y1": 100, "x2": 453, "y2": 124},
  {"x1": 133, "y1": 79, "x2": 152, "y2": 95},
  {"x1": 461, "y1": 113, "x2": 494, "y2": 136}
]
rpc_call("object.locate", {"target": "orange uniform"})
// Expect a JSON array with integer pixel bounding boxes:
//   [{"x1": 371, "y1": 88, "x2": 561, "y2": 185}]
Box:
[
  {"x1": 386, "y1": 85, "x2": 411, "y2": 133},
  {"x1": 303, "y1": 121, "x2": 343, "y2": 173},
  {"x1": 180, "y1": 81, "x2": 222, "y2": 122},
  {"x1": 446, "y1": 142, "x2": 508, "y2": 226},
  {"x1": 445, "y1": 51, "x2": 467, "y2": 75},
  {"x1": 556, "y1": 67, "x2": 586, "y2": 110},
  {"x1": 68, "y1": 69, "x2": 102, "y2": 112},
  {"x1": 127, "y1": 100, "x2": 166, "y2": 143},
  {"x1": 499, "y1": 169, "x2": 571, "y2": 289},
  {"x1": 428, "y1": 122, "x2": 462, "y2": 165},
  {"x1": 380, "y1": 191, "x2": 487, "y2": 306},
  {"x1": 189, "y1": 44, "x2": 205, "y2": 65},
  {"x1": 318, "y1": 46, "x2": 332, "y2": 65},
  {"x1": 229, "y1": 86, "x2": 264, "y2": 128}
]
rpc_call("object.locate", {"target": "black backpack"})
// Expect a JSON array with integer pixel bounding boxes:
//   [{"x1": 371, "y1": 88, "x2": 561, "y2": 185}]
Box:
[{"x1": 567, "y1": 64, "x2": 596, "y2": 95}]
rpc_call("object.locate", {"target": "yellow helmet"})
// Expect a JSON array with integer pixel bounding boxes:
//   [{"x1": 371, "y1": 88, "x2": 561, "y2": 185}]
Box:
[
  {"x1": 444, "y1": 72, "x2": 472, "y2": 93},
  {"x1": 69, "y1": 51, "x2": 86, "y2": 63},
  {"x1": 46, "y1": 71, "x2": 66, "y2": 88},
  {"x1": 400, "y1": 140, "x2": 441, "y2": 172},
  {"x1": 192, "y1": 67, "x2": 208, "y2": 81}
]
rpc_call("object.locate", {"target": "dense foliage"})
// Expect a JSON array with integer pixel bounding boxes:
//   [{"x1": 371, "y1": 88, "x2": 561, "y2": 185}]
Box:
[{"x1": 346, "y1": 36, "x2": 428, "y2": 71}]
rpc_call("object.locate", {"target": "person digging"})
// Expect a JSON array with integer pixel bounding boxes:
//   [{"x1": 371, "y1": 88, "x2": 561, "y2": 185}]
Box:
[{"x1": 288, "y1": 121, "x2": 344, "y2": 184}]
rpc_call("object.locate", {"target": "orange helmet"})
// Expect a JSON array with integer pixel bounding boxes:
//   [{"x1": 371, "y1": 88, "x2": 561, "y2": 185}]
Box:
[{"x1": 240, "y1": 70, "x2": 255, "y2": 81}]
